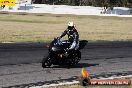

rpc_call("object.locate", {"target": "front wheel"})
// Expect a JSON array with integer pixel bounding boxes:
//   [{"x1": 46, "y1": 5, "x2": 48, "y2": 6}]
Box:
[{"x1": 42, "y1": 55, "x2": 52, "y2": 68}]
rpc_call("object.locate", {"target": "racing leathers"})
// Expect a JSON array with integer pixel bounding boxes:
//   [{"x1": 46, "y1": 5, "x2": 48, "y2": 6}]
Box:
[{"x1": 59, "y1": 27, "x2": 79, "y2": 50}]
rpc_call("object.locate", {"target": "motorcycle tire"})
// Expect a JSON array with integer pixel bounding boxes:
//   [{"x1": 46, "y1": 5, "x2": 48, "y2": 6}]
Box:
[
  {"x1": 42, "y1": 55, "x2": 52, "y2": 68},
  {"x1": 68, "y1": 50, "x2": 81, "y2": 66}
]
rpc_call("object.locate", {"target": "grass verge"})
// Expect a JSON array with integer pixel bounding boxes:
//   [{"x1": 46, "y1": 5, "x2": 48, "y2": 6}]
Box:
[{"x1": 0, "y1": 13, "x2": 132, "y2": 42}]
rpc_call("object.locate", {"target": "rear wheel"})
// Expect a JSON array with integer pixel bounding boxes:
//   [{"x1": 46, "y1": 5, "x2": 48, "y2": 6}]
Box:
[
  {"x1": 68, "y1": 50, "x2": 81, "y2": 66},
  {"x1": 42, "y1": 55, "x2": 52, "y2": 68}
]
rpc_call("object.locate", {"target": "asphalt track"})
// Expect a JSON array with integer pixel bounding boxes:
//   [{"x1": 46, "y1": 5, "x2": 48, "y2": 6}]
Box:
[{"x1": 0, "y1": 41, "x2": 132, "y2": 88}]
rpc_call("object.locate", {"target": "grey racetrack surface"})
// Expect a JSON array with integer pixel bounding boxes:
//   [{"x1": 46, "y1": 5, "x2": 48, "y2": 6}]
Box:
[{"x1": 0, "y1": 41, "x2": 132, "y2": 88}]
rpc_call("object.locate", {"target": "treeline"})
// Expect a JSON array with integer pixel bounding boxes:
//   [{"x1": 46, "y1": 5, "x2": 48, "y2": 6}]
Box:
[{"x1": 33, "y1": 0, "x2": 132, "y2": 7}]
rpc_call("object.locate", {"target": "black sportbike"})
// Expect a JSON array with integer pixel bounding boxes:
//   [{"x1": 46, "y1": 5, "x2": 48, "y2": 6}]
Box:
[{"x1": 42, "y1": 38, "x2": 87, "y2": 68}]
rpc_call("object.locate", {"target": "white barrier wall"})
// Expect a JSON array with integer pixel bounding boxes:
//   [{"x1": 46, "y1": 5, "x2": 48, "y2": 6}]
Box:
[{"x1": 0, "y1": 4, "x2": 132, "y2": 16}]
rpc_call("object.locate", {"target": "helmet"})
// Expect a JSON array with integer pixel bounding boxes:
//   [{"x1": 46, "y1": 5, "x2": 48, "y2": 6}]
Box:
[
  {"x1": 68, "y1": 21, "x2": 74, "y2": 27},
  {"x1": 68, "y1": 21, "x2": 75, "y2": 30}
]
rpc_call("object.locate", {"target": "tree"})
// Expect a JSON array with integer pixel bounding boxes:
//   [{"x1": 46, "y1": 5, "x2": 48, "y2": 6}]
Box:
[{"x1": 32, "y1": 0, "x2": 132, "y2": 7}]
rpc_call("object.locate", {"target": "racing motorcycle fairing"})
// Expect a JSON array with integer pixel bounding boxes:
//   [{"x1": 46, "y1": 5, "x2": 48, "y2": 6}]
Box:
[{"x1": 42, "y1": 38, "x2": 86, "y2": 68}]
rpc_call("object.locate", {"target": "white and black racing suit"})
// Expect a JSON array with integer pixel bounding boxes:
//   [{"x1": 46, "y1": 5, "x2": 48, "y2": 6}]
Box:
[{"x1": 59, "y1": 27, "x2": 79, "y2": 50}]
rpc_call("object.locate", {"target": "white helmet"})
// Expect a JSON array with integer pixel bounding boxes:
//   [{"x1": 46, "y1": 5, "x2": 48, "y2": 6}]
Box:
[{"x1": 68, "y1": 21, "x2": 74, "y2": 27}]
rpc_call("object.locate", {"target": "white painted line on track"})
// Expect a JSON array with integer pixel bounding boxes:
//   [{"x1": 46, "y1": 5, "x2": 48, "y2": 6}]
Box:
[
  {"x1": 30, "y1": 81, "x2": 79, "y2": 88},
  {"x1": 29, "y1": 75, "x2": 132, "y2": 88}
]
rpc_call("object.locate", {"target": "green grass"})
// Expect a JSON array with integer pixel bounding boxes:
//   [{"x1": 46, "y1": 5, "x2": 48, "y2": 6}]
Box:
[{"x1": 0, "y1": 13, "x2": 132, "y2": 42}]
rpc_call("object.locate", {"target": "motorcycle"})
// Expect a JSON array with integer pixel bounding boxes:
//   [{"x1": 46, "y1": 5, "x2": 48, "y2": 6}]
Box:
[{"x1": 42, "y1": 38, "x2": 87, "y2": 68}]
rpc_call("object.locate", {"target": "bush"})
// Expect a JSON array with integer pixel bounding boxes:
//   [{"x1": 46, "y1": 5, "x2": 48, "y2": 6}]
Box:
[{"x1": 33, "y1": 0, "x2": 132, "y2": 7}]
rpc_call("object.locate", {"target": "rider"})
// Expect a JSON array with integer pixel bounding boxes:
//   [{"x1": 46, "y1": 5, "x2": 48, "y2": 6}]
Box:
[{"x1": 58, "y1": 21, "x2": 79, "y2": 51}]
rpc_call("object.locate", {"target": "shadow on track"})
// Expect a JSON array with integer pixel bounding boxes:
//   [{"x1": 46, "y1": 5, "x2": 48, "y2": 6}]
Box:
[
  {"x1": 46, "y1": 63, "x2": 99, "y2": 69},
  {"x1": 79, "y1": 40, "x2": 88, "y2": 50}
]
